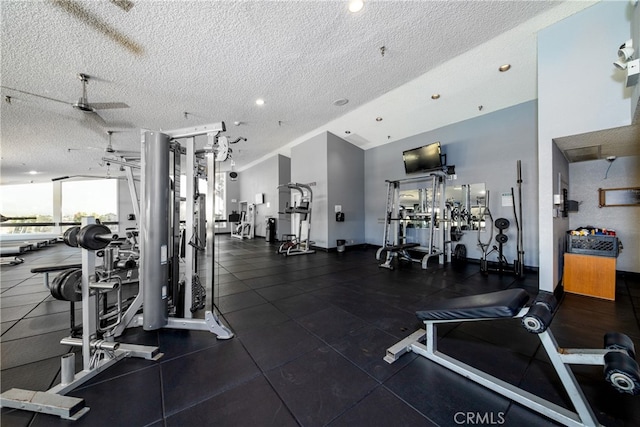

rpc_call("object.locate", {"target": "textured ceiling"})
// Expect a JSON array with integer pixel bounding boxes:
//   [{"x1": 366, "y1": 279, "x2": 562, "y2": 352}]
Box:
[
  {"x1": 0, "y1": 0, "x2": 607, "y2": 184},
  {"x1": 555, "y1": 121, "x2": 640, "y2": 162}
]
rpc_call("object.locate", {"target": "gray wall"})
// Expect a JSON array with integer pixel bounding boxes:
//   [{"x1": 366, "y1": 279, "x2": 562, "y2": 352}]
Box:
[
  {"x1": 277, "y1": 155, "x2": 292, "y2": 239},
  {"x1": 288, "y1": 131, "x2": 365, "y2": 249},
  {"x1": 237, "y1": 154, "x2": 290, "y2": 237},
  {"x1": 291, "y1": 133, "x2": 328, "y2": 247},
  {"x1": 538, "y1": 1, "x2": 633, "y2": 290},
  {"x1": 327, "y1": 132, "x2": 365, "y2": 248},
  {"x1": 569, "y1": 156, "x2": 640, "y2": 273},
  {"x1": 365, "y1": 100, "x2": 539, "y2": 267}
]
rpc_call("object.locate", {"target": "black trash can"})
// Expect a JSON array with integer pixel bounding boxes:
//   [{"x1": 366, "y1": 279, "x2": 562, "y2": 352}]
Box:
[
  {"x1": 336, "y1": 239, "x2": 346, "y2": 253},
  {"x1": 266, "y1": 218, "x2": 276, "y2": 242}
]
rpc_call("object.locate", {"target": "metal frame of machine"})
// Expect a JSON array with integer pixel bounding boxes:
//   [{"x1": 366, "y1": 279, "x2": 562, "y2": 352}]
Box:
[{"x1": 0, "y1": 123, "x2": 236, "y2": 420}]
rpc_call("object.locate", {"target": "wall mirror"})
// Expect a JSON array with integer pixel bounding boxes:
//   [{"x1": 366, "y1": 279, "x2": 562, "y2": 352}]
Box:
[
  {"x1": 398, "y1": 188, "x2": 435, "y2": 229},
  {"x1": 598, "y1": 187, "x2": 640, "y2": 207},
  {"x1": 446, "y1": 182, "x2": 486, "y2": 233}
]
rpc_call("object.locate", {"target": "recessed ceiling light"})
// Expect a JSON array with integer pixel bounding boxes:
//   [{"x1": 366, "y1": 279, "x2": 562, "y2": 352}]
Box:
[
  {"x1": 348, "y1": 0, "x2": 364, "y2": 13},
  {"x1": 499, "y1": 64, "x2": 511, "y2": 72},
  {"x1": 28, "y1": 170, "x2": 38, "y2": 175},
  {"x1": 333, "y1": 98, "x2": 349, "y2": 106},
  {"x1": 431, "y1": 94, "x2": 441, "y2": 100},
  {"x1": 255, "y1": 99, "x2": 265, "y2": 106},
  {"x1": 375, "y1": 117, "x2": 383, "y2": 122}
]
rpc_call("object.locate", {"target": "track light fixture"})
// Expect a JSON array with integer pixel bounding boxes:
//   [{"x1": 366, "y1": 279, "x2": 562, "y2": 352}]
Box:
[
  {"x1": 613, "y1": 39, "x2": 639, "y2": 87},
  {"x1": 614, "y1": 39, "x2": 634, "y2": 69}
]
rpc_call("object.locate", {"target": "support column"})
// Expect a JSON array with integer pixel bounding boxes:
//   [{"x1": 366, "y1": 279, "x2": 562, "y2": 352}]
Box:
[{"x1": 141, "y1": 131, "x2": 170, "y2": 330}]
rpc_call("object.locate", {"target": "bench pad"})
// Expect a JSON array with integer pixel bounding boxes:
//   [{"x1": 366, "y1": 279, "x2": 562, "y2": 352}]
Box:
[
  {"x1": 416, "y1": 289, "x2": 530, "y2": 321},
  {"x1": 384, "y1": 243, "x2": 420, "y2": 251},
  {"x1": 31, "y1": 264, "x2": 82, "y2": 274}
]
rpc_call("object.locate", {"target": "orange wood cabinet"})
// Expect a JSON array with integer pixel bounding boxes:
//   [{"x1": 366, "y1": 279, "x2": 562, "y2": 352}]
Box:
[{"x1": 563, "y1": 253, "x2": 616, "y2": 300}]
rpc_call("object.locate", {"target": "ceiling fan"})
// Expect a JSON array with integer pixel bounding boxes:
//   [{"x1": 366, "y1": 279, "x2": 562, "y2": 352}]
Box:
[
  {"x1": 103, "y1": 130, "x2": 139, "y2": 157},
  {"x1": 1, "y1": 73, "x2": 129, "y2": 127},
  {"x1": 67, "y1": 130, "x2": 139, "y2": 157}
]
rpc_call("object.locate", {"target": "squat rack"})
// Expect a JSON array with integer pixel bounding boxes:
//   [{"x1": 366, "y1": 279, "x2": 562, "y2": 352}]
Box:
[{"x1": 376, "y1": 171, "x2": 449, "y2": 269}]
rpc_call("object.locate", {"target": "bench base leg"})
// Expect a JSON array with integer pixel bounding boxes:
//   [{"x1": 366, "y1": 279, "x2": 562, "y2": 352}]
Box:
[{"x1": 385, "y1": 323, "x2": 602, "y2": 427}]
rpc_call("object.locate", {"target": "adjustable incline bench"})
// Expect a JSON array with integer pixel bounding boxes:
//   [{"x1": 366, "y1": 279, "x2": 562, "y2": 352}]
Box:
[{"x1": 385, "y1": 289, "x2": 640, "y2": 427}]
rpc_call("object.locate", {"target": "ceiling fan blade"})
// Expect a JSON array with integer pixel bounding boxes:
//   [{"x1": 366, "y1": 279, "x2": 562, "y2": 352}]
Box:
[
  {"x1": 1, "y1": 86, "x2": 69, "y2": 105},
  {"x1": 87, "y1": 111, "x2": 108, "y2": 127},
  {"x1": 52, "y1": 1, "x2": 143, "y2": 55},
  {"x1": 110, "y1": 0, "x2": 134, "y2": 12},
  {"x1": 90, "y1": 102, "x2": 129, "y2": 110}
]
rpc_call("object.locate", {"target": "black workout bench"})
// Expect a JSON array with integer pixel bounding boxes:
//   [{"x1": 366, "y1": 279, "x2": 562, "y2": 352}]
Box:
[{"x1": 385, "y1": 289, "x2": 640, "y2": 427}]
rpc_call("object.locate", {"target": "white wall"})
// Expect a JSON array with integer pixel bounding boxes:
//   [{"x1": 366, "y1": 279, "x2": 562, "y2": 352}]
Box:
[
  {"x1": 236, "y1": 154, "x2": 290, "y2": 238},
  {"x1": 537, "y1": 1, "x2": 634, "y2": 291},
  {"x1": 569, "y1": 156, "x2": 640, "y2": 273}
]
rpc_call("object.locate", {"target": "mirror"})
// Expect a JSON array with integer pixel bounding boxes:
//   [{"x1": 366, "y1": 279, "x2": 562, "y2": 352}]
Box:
[
  {"x1": 398, "y1": 188, "x2": 436, "y2": 229},
  {"x1": 446, "y1": 182, "x2": 486, "y2": 234}
]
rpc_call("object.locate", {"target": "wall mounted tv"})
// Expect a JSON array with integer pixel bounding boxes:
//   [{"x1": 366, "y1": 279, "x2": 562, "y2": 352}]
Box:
[{"x1": 403, "y1": 141, "x2": 444, "y2": 174}]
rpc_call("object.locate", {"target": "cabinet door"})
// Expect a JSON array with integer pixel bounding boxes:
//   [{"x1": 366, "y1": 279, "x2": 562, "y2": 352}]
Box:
[{"x1": 563, "y1": 253, "x2": 616, "y2": 300}]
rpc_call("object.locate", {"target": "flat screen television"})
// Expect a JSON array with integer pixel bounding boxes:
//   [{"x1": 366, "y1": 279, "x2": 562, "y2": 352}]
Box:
[{"x1": 403, "y1": 142, "x2": 443, "y2": 174}]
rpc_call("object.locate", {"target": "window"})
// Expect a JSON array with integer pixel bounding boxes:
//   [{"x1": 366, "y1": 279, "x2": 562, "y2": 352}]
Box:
[
  {"x1": 214, "y1": 172, "x2": 226, "y2": 227},
  {"x1": 178, "y1": 173, "x2": 226, "y2": 227},
  {"x1": 61, "y1": 179, "x2": 119, "y2": 231},
  {"x1": 0, "y1": 182, "x2": 54, "y2": 235}
]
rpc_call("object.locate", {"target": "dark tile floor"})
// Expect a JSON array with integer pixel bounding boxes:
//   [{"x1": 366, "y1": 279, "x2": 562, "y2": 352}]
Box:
[{"x1": 2, "y1": 237, "x2": 640, "y2": 426}]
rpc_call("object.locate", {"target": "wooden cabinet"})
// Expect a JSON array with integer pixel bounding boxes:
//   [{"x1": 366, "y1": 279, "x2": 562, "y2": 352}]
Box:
[{"x1": 563, "y1": 253, "x2": 616, "y2": 300}]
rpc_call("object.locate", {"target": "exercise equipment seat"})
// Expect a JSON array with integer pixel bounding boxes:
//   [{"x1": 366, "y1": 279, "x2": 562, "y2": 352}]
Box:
[{"x1": 416, "y1": 288, "x2": 529, "y2": 321}]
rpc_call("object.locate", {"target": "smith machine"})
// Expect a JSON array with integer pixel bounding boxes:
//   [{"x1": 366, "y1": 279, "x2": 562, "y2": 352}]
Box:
[
  {"x1": 0, "y1": 123, "x2": 236, "y2": 420},
  {"x1": 376, "y1": 171, "x2": 448, "y2": 270}
]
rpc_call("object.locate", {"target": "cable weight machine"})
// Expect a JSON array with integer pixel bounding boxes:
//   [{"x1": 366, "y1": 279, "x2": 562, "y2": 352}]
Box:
[{"x1": 0, "y1": 123, "x2": 237, "y2": 420}]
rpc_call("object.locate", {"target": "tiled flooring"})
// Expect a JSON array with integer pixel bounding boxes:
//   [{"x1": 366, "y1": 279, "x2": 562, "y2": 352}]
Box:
[{"x1": 1, "y1": 237, "x2": 640, "y2": 426}]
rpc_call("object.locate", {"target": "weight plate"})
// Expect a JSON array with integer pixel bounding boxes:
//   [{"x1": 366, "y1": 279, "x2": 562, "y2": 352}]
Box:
[
  {"x1": 495, "y1": 233, "x2": 509, "y2": 244},
  {"x1": 63, "y1": 226, "x2": 80, "y2": 247},
  {"x1": 494, "y1": 217, "x2": 510, "y2": 230},
  {"x1": 60, "y1": 268, "x2": 83, "y2": 302},
  {"x1": 77, "y1": 223, "x2": 112, "y2": 250},
  {"x1": 51, "y1": 268, "x2": 75, "y2": 300},
  {"x1": 453, "y1": 244, "x2": 467, "y2": 260}
]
